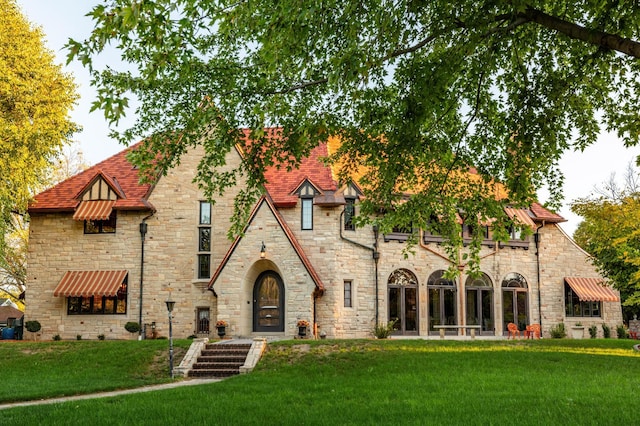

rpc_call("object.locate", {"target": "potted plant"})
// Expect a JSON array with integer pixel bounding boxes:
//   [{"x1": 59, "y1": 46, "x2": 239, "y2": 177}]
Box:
[
  {"x1": 570, "y1": 322, "x2": 585, "y2": 339},
  {"x1": 297, "y1": 320, "x2": 310, "y2": 337},
  {"x1": 216, "y1": 320, "x2": 228, "y2": 338},
  {"x1": 25, "y1": 320, "x2": 41, "y2": 341},
  {"x1": 124, "y1": 321, "x2": 141, "y2": 339}
]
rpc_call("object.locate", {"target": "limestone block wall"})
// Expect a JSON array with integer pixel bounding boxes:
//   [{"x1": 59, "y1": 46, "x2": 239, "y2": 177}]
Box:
[
  {"x1": 213, "y1": 201, "x2": 317, "y2": 338},
  {"x1": 538, "y1": 224, "x2": 622, "y2": 336},
  {"x1": 26, "y1": 211, "x2": 146, "y2": 340}
]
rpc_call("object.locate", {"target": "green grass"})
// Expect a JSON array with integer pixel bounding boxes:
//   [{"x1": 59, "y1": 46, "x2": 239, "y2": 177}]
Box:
[
  {"x1": 0, "y1": 339, "x2": 191, "y2": 402},
  {"x1": 1, "y1": 339, "x2": 638, "y2": 425}
]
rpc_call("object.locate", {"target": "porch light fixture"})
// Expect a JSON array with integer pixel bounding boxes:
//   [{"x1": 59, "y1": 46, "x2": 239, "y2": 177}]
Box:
[
  {"x1": 165, "y1": 298, "x2": 175, "y2": 378},
  {"x1": 260, "y1": 241, "x2": 266, "y2": 259}
]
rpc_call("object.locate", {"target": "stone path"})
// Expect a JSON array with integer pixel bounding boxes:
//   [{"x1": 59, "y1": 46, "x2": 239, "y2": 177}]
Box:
[{"x1": 0, "y1": 378, "x2": 221, "y2": 411}]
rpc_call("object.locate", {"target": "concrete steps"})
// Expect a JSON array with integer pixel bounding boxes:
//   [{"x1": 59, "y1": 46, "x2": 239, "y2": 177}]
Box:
[{"x1": 187, "y1": 343, "x2": 252, "y2": 378}]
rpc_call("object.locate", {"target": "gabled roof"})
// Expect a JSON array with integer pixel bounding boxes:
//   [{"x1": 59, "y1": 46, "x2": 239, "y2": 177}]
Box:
[
  {"x1": 0, "y1": 306, "x2": 24, "y2": 323},
  {"x1": 263, "y1": 144, "x2": 338, "y2": 207},
  {"x1": 208, "y1": 194, "x2": 325, "y2": 294},
  {"x1": 530, "y1": 202, "x2": 565, "y2": 223},
  {"x1": 28, "y1": 142, "x2": 155, "y2": 214}
]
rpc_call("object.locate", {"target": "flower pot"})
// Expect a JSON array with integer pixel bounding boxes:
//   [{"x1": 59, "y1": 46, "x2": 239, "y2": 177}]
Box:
[
  {"x1": 216, "y1": 326, "x2": 226, "y2": 338},
  {"x1": 570, "y1": 326, "x2": 584, "y2": 339}
]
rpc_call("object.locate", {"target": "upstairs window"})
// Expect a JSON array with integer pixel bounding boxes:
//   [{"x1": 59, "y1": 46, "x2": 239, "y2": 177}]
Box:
[
  {"x1": 84, "y1": 211, "x2": 117, "y2": 234},
  {"x1": 198, "y1": 201, "x2": 212, "y2": 279},
  {"x1": 297, "y1": 180, "x2": 318, "y2": 231},
  {"x1": 344, "y1": 198, "x2": 356, "y2": 231}
]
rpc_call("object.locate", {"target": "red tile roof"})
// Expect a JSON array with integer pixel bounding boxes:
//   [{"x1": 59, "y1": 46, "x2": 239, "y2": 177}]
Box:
[
  {"x1": 530, "y1": 202, "x2": 565, "y2": 223},
  {"x1": 28, "y1": 142, "x2": 155, "y2": 214},
  {"x1": 263, "y1": 143, "x2": 338, "y2": 207}
]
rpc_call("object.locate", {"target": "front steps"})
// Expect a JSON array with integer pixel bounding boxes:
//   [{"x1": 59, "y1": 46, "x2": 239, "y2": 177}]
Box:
[{"x1": 188, "y1": 342, "x2": 252, "y2": 378}]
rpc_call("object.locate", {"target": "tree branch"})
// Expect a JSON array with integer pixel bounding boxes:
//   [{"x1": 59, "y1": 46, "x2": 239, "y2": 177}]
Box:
[{"x1": 522, "y1": 7, "x2": 640, "y2": 58}]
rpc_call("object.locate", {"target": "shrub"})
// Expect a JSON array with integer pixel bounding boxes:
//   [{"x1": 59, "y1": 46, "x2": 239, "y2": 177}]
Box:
[
  {"x1": 616, "y1": 325, "x2": 628, "y2": 339},
  {"x1": 124, "y1": 322, "x2": 141, "y2": 334},
  {"x1": 602, "y1": 323, "x2": 611, "y2": 338},
  {"x1": 25, "y1": 320, "x2": 41, "y2": 333},
  {"x1": 76, "y1": 334, "x2": 82, "y2": 340},
  {"x1": 98, "y1": 334, "x2": 105, "y2": 340},
  {"x1": 53, "y1": 334, "x2": 61, "y2": 341},
  {"x1": 588, "y1": 325, "x2": 597, "y2": 338},
  {"x1": 549, "y1": 323, "x2": 566, "y2": 338},
  {"x1": 373, "y1": 321, "x2": 396, "y2": 339}
]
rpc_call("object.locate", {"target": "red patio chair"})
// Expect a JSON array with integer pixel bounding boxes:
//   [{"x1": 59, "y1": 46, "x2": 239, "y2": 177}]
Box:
[
  {"x1": 507, "y1": 323, "x2": 522, "y2": 339},
  {"x1": 525, "y1": 324, "x2": 541, "y2": 339}
]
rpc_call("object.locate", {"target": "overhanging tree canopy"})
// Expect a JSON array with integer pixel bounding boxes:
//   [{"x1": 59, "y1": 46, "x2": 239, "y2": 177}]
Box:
[{"x1": 67, "y1": 1, "x2": 640, "y2": 270}]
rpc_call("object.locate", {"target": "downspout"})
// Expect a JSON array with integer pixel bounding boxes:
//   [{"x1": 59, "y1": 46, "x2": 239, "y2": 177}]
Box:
[
  {"x1": 535, "y1": 221, "x2": 545, "y2": 328},
  {"x1": 339, "y1": 210, "x2": 379, "y2": 324},
  {"x1": 139, "y1": 212, "x2": 155, "y2": 340}
]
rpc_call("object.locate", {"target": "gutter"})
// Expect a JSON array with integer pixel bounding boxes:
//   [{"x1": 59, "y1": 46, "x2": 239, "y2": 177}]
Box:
[
  {"x1": 339, "y1": 210, "x2": 380, "y2": 324},
  {"x1": 139, "y1": 211, "x2": 155, "y2": 339},
  {"x1": 535, "y1": 221, "x2": 545, "y2": 328}
]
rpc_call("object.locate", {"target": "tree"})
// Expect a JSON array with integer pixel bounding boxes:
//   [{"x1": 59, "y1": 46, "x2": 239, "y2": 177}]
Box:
[
  {"x1": 67, "y1": 1, "x2": 640, "y2": 271},
  {"x1": 0, "y1": 141, "x2": 88, "y2": 306},
  {"x1": 572, "y1": 163, "x2": 640, "y2": 320},
  {"x1": 0, "y1": 0, "x2": 79, "y2": 238}
]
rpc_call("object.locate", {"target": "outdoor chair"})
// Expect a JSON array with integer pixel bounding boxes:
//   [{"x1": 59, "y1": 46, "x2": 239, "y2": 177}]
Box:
[
  {"x1": 525, "y1": 324, "x2": 541, "y2": 339},
  {"x1": 507, "y1": 322, "x2": 522, "y2": 339}
]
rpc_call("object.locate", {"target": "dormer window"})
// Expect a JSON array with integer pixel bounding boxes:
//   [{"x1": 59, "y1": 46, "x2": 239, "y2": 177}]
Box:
[
  {"x1": 297, "y1": 180, "x2": 318, "y2": 231},
  {"x1": 85, "y1": 211, "x2": 117, "y2": 234},
  {"x1": 73, "y1": 174, "x2": 121, "y2": 235}
]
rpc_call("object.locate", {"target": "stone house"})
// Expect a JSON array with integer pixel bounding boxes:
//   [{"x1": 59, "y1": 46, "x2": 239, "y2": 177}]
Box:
[{"x1": 25, "y1": 136, "x2": 622, "y2": 340}]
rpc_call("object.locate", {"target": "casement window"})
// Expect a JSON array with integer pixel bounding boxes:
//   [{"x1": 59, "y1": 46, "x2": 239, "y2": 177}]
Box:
[
  {"x1": 565, "y1": 283, "x2": 601, "y2": 317},
  {"x1": 344, "y1": 280, "x2": 353, "y2": 308},
  {"x1": 384, "y1": 222, "x2": 414, "y2": 242},
  {"x1": 84, "y1": 211, "x2": 117, "y2": 234},
  {"x1": 198, "y1": 201, "x2": 212, "y2": 279},
  {"x1": 67, "y1": 280, "x2": 127, "y2": 315},
  {"x1": 344, "y1": 198, "x2": 356, "y2": 231},
  {"x1": 301, "y1": 198, "x2": 313, "y2": 230}
]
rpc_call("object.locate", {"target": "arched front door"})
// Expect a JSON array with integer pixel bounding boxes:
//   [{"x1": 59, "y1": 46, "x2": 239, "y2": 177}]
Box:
[
  {"x1": 502, "y1": 272, "x2": 528, "y2": 333},
  {"x1": 253, "y1": 271, "x2": 285, "y2": 332},
  {"x1": 388, "y1": 269, "x2": 419, "y2": 335}
]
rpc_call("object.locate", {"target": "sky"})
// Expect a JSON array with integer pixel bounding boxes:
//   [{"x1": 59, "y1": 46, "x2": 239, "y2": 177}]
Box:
[{"x1": 15, "y1": 0, "x2": 640, "y2": 237}]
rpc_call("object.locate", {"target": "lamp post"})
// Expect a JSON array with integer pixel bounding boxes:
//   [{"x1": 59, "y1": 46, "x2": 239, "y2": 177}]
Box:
[{"x1": 165, "y1": 299, "x2": 175, "y2": 378}]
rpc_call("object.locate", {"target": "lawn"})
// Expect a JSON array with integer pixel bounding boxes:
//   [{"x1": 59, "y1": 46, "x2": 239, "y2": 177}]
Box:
[{"x1": 1, "y1": 338, "x2": 638, "y2": 425}]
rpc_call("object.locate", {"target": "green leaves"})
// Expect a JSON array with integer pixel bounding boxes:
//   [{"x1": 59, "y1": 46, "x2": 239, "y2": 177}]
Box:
[{"x1": 68, "y1": 0, "x2": 640, "y2": 271}]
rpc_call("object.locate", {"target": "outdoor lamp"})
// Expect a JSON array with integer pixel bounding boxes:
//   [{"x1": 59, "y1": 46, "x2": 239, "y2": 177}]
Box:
[
  {"x1": 165, "y1": 299, "x2": 175, "y2": 378},
  {"x1": 260, "y1": 241, "x2": 266, "y2": 259}
]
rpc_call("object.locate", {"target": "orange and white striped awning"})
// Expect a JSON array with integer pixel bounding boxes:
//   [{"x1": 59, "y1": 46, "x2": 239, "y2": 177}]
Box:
[
  {"x1": 73, "y1": 200, "x2": 116, "y2": 221},
  {"x1": 565, "y1": 277, "x2": 620, "y2": 302},
  {"x1": 53, "y1": 270, "x2": 128, "y2": 297},
  {"x1": 504, "y1": 207, "x2": 535, "y2": 228}
]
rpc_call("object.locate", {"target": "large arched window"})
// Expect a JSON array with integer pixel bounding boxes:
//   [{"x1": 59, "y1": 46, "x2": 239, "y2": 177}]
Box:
[
  {"x1": 428, "y1": 270, "x2": 457, "y2": 335},
  {"x1": 253, "y1": 271, "x2": 285, "y2": 332},
  {"x1": 387, "y1": 269, "x2": 418, "y2": 335},
  {"x1": 465, "y1": 273, "x2": 494, "y2": 334},
  {"x1": 502, "y1": 273, "x2": 528, "y2": 333}
]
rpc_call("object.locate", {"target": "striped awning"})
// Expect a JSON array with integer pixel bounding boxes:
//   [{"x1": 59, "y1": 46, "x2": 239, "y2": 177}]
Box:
[
  {"x1": 565, "y1": 277, "x2": 620, "y2": 302},
  {"x1": 504, "y1": 207, "x2": 535, "y2": 228},
  {"x1": 53, "y1": 270, "x2": 128, "y2": 297},
  {"x1": 73, "y1": 200, "x2": 116, "y2": 221}
]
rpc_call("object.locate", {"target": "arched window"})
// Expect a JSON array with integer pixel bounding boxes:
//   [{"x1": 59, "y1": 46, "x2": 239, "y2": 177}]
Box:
[
  {"x1": 428, "y1": 270, "x2": 457, "y2": 334},
  {"x1": 502, "y1": 273, "x2": 528, "y2": 333},
  {"x1": 465, "y1": 273, "x2": 494, "y2": 334},
  {"x1": 387, "y1": 269, "x2": 418, "y2": 335}
]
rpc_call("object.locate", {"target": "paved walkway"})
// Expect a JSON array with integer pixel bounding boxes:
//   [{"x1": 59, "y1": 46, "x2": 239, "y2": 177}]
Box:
[{"x1": 0, "y1": 378, "x2": 221, "y2": 411}]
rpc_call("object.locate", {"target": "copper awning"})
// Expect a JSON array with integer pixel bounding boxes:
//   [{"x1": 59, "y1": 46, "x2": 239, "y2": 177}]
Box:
[
  {"x1": 565, "y1": 277, "x2": 620, "y2": 302},
  {"x1": 73, "y1": 200, "x2": 116, "y2": 221},
  {"x1": 53, "y1": 270, "x2": 128, "y2": 297},
  {"x1": 504, "y1": 207, "x2": 535, "y2": 228}
]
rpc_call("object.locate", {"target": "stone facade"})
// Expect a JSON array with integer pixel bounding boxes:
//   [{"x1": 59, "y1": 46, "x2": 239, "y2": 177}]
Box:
[{"x1": 25, "y1": 143, "x2": 623, "y2": 340}]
